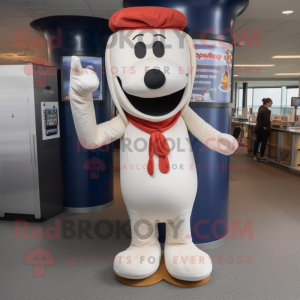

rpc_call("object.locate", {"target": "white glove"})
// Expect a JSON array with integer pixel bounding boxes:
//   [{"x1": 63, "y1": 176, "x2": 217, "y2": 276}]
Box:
[
  {"x1": 69, "y1": 56, "x2": 126, "y2": 150},
  {"x1": 217, "y1": 133, "x2": 238, "y2": 155},
  {"x1": 69, "y1": 56, "x2": 99, "y2": 98}
]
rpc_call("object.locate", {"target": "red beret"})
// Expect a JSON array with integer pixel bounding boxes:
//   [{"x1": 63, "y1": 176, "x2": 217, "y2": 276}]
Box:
[{"x1": 109, "y1": 7, "x2": 187, "y2": 32}]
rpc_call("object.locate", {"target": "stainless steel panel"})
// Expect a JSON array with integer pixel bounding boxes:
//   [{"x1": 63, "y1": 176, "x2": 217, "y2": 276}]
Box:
[
  {"x1": 0, "y1": 66, "x2": 35, "y2": 215},
  {"x1": 32, "y1": 68, "x2": 63, "y2": 219},
  {"x1": 290, "y1": 134, "x2": 299, "y2": 167},
  {"x1": 275, "y1": 131, "x2": 283, "y2": 163},
  {"x1": 31, "y1": 134, "x2": 37, "y2": 170},
  {"x1": 26, "y1": 70, "x2": 41, "y2": 219}
]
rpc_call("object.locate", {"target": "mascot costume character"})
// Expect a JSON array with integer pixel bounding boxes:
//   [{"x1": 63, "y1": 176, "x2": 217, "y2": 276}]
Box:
[{"x1": 69, "y1": 7, "x2": 238, "y2": 282}]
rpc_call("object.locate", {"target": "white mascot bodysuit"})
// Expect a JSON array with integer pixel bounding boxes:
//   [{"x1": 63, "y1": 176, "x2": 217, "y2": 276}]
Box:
[{"x1": 69, "y1": 7, "x2": 238, "y2": 282}]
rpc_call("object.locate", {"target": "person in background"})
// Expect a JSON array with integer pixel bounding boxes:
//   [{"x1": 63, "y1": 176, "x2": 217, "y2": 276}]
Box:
[
  {"x1": 253, "y1": 98, "x2": 273, "y2": 162},
  {"x1": 203, "y1": 88, "x2": 212, "y2": 101}
]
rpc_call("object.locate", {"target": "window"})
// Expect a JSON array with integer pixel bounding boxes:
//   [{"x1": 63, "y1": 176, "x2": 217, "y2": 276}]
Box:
[
  {"x1": 236, "y1": 86, "x2": 299, "y2": 114},
  {"x1": 238, "y1": 89, "x2": 243, "y2": 108},
  {"x1": 237, "y1": 88, "x2": 253, "y2": 108},
  {"x1": 281, "y1": 87, "x2": 287, "y2": 107},
  {"x1": 247, "y1": 88, "x2": 253, "y2": 108},
  {"x1": 253, "y1": 88, "x2": 281, "y2": 111}
]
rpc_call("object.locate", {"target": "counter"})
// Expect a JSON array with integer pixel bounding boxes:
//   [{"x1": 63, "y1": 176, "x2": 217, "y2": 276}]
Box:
[{"x1": 232, "y1": 121, "x2": 300, "y2": 174}]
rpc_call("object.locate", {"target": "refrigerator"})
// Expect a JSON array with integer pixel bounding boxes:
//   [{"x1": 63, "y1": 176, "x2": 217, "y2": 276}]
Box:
[{"x1": 0, "y1": 64, "x2": 63, "y2": 221}]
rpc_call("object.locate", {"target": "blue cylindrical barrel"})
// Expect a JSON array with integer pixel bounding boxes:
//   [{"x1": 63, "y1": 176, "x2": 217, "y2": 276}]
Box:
[{"x1": 124, "y1": 0, "x2": 249, "y2": 247}]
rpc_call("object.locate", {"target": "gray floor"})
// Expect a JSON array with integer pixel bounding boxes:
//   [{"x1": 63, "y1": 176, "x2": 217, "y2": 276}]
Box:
[{"x1": 1, "y1": 147, "x2": 300, "y2": 300}]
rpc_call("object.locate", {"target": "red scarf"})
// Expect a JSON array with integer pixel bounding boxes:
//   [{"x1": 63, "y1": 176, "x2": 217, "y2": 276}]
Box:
[{"x1": 124, "y1": 111, "x2": 181, "y2": 175}]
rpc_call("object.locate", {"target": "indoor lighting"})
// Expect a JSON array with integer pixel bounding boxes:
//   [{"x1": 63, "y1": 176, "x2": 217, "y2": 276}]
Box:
[
  {"x1": 233, "y1": 75, "x2": 238, "y2": 77},
  {"x1": 234, "y1": 65, "x2": 275, "y2": 67},
  {"x1": 272, "y1": 56, "x2": 300, "y2": 58},
  {"x1": 275, "y1": 73, "x2": 300, "y2": 75},
  {"x1": 282, "y1": 11, "x2": 294, "y2": 15}
]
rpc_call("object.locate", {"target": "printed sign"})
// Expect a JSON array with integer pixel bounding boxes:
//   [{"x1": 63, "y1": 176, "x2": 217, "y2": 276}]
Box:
[
  {"x1": 41, "y1": 102, "x2": 60, "y2": 140},
  {"x1": 190, "y1": 40, "x2": 233, "y2": 103}
]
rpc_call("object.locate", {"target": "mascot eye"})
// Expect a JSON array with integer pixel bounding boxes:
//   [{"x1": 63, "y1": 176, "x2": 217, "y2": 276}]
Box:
[
  {"x1": 35, "y1": 67, "x2": 38, "y2": 70},
  {"x1": 152, "y1": 41, "x2": 165, "y2": 58},
  {"x1": 134, "y1": 42, "x2": 146, "y2": 59},
  {"x1": 43, "y1": 67, "x2": 47, "y2": 70}
]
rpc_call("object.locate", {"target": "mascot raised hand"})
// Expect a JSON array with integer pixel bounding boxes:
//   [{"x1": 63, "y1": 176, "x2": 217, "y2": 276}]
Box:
[{"x1": 70, "y1": 7, "x2": 238, "y2": 282}]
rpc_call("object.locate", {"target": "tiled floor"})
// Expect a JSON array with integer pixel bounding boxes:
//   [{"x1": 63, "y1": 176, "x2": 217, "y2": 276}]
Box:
[{"x1": 1, "y1": 147, "x2": 300, "y2": 299}]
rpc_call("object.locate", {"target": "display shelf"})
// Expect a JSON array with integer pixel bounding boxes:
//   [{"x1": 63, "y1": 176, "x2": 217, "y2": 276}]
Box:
[
  {"x1": 267, "y1": 157, "x2": 291, "y2": 167},
  {"x1": 233, "y1": 121, "x2": 300, "y2": 169},
  {"x1": 245, "y1": 136, "x2": 256, "y2": 140},
  {"x1": 265, "y1": 145, "x2": 276, "y2": 158},
  {"x1": 267, "y1": 143, "x2": 291, "y2": 151}
]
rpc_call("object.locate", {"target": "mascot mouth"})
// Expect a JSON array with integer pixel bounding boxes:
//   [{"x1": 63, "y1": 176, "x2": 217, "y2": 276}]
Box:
[{"x1": 117, "y1": 77, "x2": 185, "y2": 117}]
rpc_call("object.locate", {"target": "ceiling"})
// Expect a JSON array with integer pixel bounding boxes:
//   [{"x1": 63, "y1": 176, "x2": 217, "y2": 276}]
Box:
[
  {"x1": 0, "y1": 0, "x2": 123, "y2": 64},
  {"x1": 0, "y1": 0, "x2": 299, "y2": 81},
  {"x1": 236, "y1": 80, "x2": 299, "y2": 88},
  {"x1": 234, "y1": 0, "x2": 300, "y2": 80}
]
